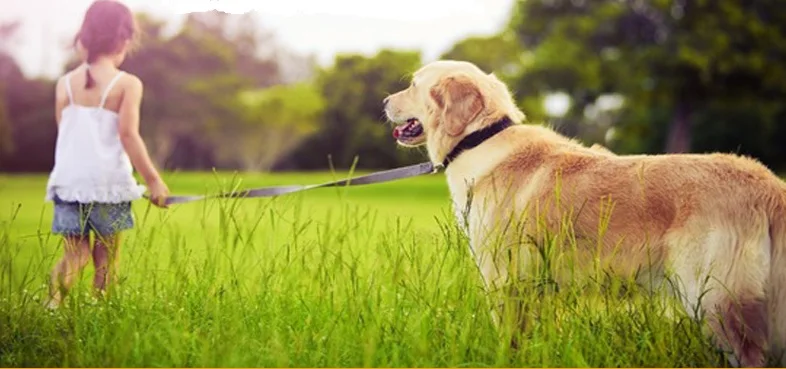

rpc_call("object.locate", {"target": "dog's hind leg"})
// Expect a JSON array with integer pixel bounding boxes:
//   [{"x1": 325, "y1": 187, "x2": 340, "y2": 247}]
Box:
[
  {"x1": 713, "y1": 295, "x2": 769, "y2": 367},
  {"x1": 767, "y1": 212, "x2": 786, "y2": 366},
  {"x1": 668, "y1": 223, "x2": 771, "y2": 367}
]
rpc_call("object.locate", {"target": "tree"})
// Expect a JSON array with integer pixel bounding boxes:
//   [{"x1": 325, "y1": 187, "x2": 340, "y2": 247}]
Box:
[
  {"x1": 0, "y1": 70, "x2": 57, "y2": 172},
  {"x1": 508, "y1": 0, "x2": 786, "y2": 166},
  {"x1": 0, "y1": 80, "x2": 12, "y2": 160},
  {"x1": 0, "y1": 21, "x2": 57, "y2": 172},
  {"x1": 219, "y1": 82, "x2": 324, "y2": 171},
  {"x1": 440, "y1": 33, "x2": 524, "y2": 83},
  {"x1": 281, "y1": 50, "x2": 423, "y2": 170},
  {"x1": 117, "y1": 12, "x2": 281, "y2": 169},
  {"x1": 0, "y1": 21, "x2": 21, "y2": 161},
  {"x1": 184, "y1": 11, "x2": 280, "y2": 88}
]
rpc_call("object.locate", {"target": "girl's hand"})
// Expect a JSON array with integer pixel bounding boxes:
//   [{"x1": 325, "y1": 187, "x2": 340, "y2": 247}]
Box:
[{"x1": 147, "y1": 179, "x2": 170, "y2": 208}]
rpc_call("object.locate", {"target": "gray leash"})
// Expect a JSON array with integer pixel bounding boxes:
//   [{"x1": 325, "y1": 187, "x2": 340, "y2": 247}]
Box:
[
  {"x1": 151, "y1": 161, "x2": 441, "y2": 205},
  {"x1": 150, "y1": 116, "x2": 516, "y2": 206}
]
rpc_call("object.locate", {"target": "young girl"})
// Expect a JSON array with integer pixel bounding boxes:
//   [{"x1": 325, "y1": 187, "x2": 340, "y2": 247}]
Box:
[{"x1": 45, "y1": 0, "x2": 169, "y2": 308}]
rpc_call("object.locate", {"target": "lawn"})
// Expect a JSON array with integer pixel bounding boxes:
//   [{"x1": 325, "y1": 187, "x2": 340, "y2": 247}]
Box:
[{"x1": 0, "y1": 172, "x2": 727, "y2": 367}]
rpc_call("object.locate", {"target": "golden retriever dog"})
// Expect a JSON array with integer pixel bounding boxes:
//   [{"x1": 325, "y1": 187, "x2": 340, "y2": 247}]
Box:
[{"x1": 383, "y1": 60, "x2": 786, "y2": 367}]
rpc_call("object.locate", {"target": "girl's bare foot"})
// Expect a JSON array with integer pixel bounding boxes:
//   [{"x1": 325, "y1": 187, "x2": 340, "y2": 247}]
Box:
[{"x1": 44, "y1": 294, "x2": 61, "y2": 310}]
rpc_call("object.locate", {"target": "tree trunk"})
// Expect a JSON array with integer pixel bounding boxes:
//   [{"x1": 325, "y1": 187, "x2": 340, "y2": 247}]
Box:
[
  {"x1": 152, "y1": 134, "x2": 172, "y2": 169},
  {"x1": 665, "y1": 100, "x2": 691, "y2": 153}
]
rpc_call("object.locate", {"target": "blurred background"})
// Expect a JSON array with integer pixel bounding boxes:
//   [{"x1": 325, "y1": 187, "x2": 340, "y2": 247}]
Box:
[{"x1": 1, "y1": 0, "x2": 785, "y2": 173}]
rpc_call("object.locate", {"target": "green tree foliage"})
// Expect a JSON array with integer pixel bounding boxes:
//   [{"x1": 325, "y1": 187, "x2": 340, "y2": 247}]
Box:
[
  {"x1": 0, "y1": 20, "x2": 57, "y2": 171},
  {"x1": 182, "y1": 11, "x2": 280, "y2": 88},
  {"x1": 440, "y1": 33, "x2": 524, "y2": 83},
  {"x1": 0, "y1": 68, "x2": 56, "y2": 171},
  {"x1": 508, "y1": 0, "x2": 786, "y2": 168},
  {"x1": 281, "y1": 50, "x2": 423, "y2": 170},
  {"x1": 0, "y1": 21, "x2": 22, "y2": 161},
  {"x1": 0, "y1": 60, "x2": 13, "y2": 160},
  {"x1": 121, "y1": 13, "x2": 269, "y2": 169},
  {"x1": 223, "y1": 83, "x2": 324, "y2": 171}
]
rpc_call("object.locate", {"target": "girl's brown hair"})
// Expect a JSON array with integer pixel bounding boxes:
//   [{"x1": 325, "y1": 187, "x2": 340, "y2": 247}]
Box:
[{"x1": 74, "y1": 0, "x2": 139, "y2": 89}]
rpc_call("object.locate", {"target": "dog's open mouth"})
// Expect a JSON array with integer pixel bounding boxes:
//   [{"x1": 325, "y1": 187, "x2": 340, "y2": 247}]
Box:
[{"x1": 392, "y1": 118, "x2": 424, "y2": 144}]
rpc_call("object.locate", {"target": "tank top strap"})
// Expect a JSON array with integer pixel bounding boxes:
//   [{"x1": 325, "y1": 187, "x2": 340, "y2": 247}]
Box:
[
  {"x1": 99, "y1": 71, "x2": 125, "y2": 109},
  {"x1": 64, "y1": 72, "x2": 74, "y2": 105}
]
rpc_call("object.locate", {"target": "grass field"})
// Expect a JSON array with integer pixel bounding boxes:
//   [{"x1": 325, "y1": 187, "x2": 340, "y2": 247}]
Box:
[{"x1": 0, "y1": 171, "x2": 728, "y2": 367}]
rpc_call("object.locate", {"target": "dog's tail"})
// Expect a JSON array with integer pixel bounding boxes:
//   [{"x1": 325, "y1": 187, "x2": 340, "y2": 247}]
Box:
[{"x1": 769, "y1": 197, "x2": 786, "y2": 365}]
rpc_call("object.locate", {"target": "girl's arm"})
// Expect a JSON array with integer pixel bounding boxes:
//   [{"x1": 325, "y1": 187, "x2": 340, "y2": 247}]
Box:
[{"x1": 118, "y1": 75, "x2": 169, "y2": 207}]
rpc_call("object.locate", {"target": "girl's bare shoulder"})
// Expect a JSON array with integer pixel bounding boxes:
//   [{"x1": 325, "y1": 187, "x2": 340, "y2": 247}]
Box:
[
  {"x1": 62, "y1": 64, "x2": 87, "y2": 79},
  {"x1": 58, "y1": 65, "x2": 88, "y2": 89},
  {"x1": 117, "y1": 71, "x2": 143, "y2": 91},
  {"x1": 55, "y1": 67, "x2": 84, "y2": 98}
]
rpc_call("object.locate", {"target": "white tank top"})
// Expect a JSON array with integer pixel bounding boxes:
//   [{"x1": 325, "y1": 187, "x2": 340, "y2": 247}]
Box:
[{"x1": 45, "y1": 70, "x2": 146, "y2": 203}]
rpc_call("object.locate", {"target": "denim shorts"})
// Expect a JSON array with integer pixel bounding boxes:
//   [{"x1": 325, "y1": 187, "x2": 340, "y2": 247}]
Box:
[{"x1": 52, "y1": 196, "x2": 134, "y2": 237}]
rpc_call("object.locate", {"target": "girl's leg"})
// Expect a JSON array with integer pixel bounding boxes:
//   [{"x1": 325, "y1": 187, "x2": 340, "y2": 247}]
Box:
[
  {"x1": 88, "y1": 201, "x2": 133, "y2": 297},
  {"x1": 48, "y1": 235, "x2": 91, "y2": 308},
  {"x1": 92, "y1": 233, "x2": 121, "y2": 294}
]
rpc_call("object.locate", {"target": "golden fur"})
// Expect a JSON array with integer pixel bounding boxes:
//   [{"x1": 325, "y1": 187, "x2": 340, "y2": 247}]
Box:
[{"x1": 384, "y1": 60, "x2": 786, "y2": 367}]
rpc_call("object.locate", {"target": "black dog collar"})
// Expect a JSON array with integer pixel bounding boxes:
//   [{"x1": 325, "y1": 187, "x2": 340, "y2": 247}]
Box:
[{"x1": 441, "y1": 116, "x2": 514, "y2": 168}]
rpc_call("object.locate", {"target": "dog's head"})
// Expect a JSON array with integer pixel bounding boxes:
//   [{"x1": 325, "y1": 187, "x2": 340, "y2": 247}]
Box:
[{"x1": 383, "y1": 60, "x2": 525, "y2": 164}]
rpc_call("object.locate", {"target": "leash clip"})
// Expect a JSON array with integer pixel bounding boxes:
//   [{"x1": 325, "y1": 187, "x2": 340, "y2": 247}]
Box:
[{"x1": 431, "y1": 163, "x2": 445, "y2": 174}]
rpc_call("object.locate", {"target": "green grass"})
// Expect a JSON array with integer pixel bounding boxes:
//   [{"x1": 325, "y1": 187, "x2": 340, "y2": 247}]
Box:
[{"x1": 0, "y1": 172, "x2": 727, "y2": 367}]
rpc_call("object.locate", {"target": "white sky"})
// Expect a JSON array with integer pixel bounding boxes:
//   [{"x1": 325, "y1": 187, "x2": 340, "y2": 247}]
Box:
[{"x1": 1, "y1": 0, "x2": 514, "y2": 78}]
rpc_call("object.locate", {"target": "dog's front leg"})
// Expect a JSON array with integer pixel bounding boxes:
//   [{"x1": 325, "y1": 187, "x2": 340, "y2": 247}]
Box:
[{"x1": 471, "y1": 230, "x2": 533, "y2": 349}]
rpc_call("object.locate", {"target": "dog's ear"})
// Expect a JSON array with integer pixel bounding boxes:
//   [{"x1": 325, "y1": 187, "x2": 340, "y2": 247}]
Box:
[{"x1": 430, "y1": 76, "x2": 484, "y2": 136}]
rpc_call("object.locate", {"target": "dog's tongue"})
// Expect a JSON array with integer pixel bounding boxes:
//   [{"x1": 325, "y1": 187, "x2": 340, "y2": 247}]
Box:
[
  {"x1": 393, "y1": 125, "x2": 404, "y2": 138},
  {"x1": 393, "y1": 120, "x2": 415, "y2": 138}
]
